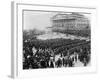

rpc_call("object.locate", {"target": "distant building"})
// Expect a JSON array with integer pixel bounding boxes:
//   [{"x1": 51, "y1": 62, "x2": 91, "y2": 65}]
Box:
[{"x1": 51, "y1": 13, "x2": 90, "y2": 31}]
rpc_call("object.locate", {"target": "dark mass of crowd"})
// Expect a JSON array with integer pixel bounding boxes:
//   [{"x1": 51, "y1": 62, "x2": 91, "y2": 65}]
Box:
[{"x1": 23, "y1": 38, "x2": 91, "y2": 69}]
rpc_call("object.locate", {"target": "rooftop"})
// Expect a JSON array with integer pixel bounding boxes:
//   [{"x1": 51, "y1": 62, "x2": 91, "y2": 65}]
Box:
[{"x1": 51, "y1": 12, "x2": 87, "y2": 21}]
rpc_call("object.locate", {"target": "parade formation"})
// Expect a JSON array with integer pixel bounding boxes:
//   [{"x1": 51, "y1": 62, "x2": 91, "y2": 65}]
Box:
[
  {"x1": 23, "y1": 35, "x2": 91, "y2": 69},
  {"x1": 23, "y1": 12, "x2": 91, "y2": 69}
]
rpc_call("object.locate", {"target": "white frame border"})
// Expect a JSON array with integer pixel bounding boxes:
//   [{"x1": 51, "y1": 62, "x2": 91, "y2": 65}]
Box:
[{"x1": 11, "y1": 2, "x2": 97, "y2": 78}]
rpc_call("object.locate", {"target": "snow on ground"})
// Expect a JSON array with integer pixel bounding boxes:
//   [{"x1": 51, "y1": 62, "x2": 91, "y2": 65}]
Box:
[
  {"x1": 73, "y1": 60, "x2": 84, "y2": 67},
  {"x1": 37, "y1": 31, "x2": 89, "y2": 41}
]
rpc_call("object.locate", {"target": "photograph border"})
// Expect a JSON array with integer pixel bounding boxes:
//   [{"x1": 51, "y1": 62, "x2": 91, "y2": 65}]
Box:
[{"x1": 11, "y1": 2, "x2": 97, "y2": 78}]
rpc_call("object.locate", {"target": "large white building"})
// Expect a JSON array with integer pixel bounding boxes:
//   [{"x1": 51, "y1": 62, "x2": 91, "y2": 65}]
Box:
[{"x1": 51, "y1": 13, "x2": 90, "y2": 31}]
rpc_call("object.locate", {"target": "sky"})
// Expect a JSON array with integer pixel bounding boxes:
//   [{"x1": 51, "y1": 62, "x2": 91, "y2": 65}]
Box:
[
  {"x1": 23, "y1": 11, "x2": 56, "y2": 30},
  {"x1": 23, "y1": 11, "x2": 91, "y2": 31}
]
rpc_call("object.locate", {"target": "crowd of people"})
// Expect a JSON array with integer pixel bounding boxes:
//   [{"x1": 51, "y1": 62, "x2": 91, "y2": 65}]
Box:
[{"x1": 23, "y1": 38, "x2": 91, "y2": 69}]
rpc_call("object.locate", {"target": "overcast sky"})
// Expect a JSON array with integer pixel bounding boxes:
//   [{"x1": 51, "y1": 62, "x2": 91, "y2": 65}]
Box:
[
  {"x1": 23, "y1": 11, "x2": 91, "y2": 31},
  {"x1": 23, "y1": 11, "x2": 56, "y2": 30}
]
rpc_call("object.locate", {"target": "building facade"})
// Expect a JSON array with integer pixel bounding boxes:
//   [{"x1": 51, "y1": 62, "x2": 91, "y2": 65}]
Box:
[{"x1": 51, "y1": 13, "x2": 90, "y2": 31}]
